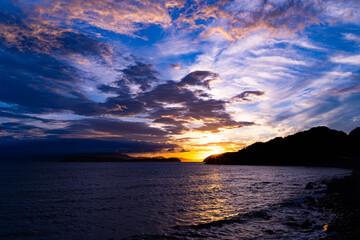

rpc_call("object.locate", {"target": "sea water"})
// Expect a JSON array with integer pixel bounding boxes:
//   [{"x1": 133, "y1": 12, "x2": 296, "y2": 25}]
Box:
[{"x1": 0, "y1": 162, "x2": 351, "y2": 240}]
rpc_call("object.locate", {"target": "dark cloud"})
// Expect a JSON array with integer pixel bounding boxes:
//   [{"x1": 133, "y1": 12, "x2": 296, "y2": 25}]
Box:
[
  {"x1": 0, "y1": 9, "x2": 117, "y2": 116},
  {"x1": 330, "y1": 74, "x2": 360, "y2": 95},
  {"x1": 153, "y1": 117, "x2": 187, "y2": 125},
  {"x1": 0, "y1": 108, "x2": 49, "y2": 122},
  {"x1": 65, "y1": 118, "x2": 168, "y2": 138},
  {"x1": 59, "y1": 32, "x2": 113, "y2": 60},
  {"x1": 102, "y1": 98, "x2": 145, "y2": 116},
  {"x1": 194, "y1": 119, "x2": 254, "y2": 133},
  {"x1": 170, "y1": 63, "x2": 181, "y2": 69},
  {"x1": 99, "y1": 69, "x2": 254, "y2": 133},
  {"x1": 184, "y1": 99, "x2": 228, "y2": 120},
  {"x1": 148, "y1": 106, "x2": 187, "y2": 120},
  {"x1": 118, "y1": 62, "x2": 159, "y2": 91},
  {"x1": 0, "y1": 122, "x2": 46, "y2": 140},
  {"x1": 139, "y1": 81, "x2": 198, "y2": 107},
  {"x1": 232, "y1": 90, "x2": 265, "y2": 102},
  {"x1": 96, "y1": 62, "x2": 162, "y2": 116},
  {"x1": 0, "y1": 47, "x2": 108, "y2": 116},
  {"x1": 0, "y1": 118, "x2": 179, "y2": 160},
  {"x1": 0, "y1": 5, "x2": 115, "y2": 57},
  {"x1": 0, "y1": 138, "x2": 178, "y2": 161},
  {"x1": 141, "y1": 73, "x2": 254, "y2": 132},
  {"x1": 154, "y1": 117, "x2": 188, "y2": 134},
  {"x1": 179, "y1": 71, "x2": 218, "y2": 89}
]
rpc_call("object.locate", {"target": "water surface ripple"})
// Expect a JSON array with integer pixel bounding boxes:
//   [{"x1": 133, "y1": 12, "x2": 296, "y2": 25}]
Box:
[{"x1": 0, "y1": 162, "x2": 351, "y2": 239}]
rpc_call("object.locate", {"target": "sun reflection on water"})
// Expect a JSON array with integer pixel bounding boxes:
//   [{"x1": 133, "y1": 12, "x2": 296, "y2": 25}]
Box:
[{"x1": 177, "y1": 168, "x2": 245, "y2": 226}]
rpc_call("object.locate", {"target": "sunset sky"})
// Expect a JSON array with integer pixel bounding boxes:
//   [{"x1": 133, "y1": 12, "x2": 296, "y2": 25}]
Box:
[{"x1": 0, "y1": 0, "x2": 359, "y2": 161}]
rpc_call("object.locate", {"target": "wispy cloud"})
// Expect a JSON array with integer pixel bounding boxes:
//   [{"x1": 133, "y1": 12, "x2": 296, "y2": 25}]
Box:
[
  {"x1": 331, "y1": 55, "x2": 360, "y2": 65},
  {"x1": 343, "y1": 33, "x2": 360, "y2": 42},
  {"x1": 177, "y1": 0, "x2": 327, "y2": 41}
]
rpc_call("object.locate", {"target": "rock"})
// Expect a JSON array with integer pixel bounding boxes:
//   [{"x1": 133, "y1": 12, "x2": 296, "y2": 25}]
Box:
[
  {"x1": 286, "y1": 221, "x2": 300, "y2": 227},
  {"x1": 263, "y1": 229, "x2": 274, "y2": 234},
  {"x1": 304, "y1": 196, "x2": 315, "y2": 204},
  {"x1": 307, "y1": 206, "x2": 315, "y2": 211},
  {"x1": 314, "y1": 225, "x2": 323, "y2": 230},
  {"x1": 300, "y1": 219, "x2": 312, "y2": 228},
  {"x1": 305, "y1": 182, "x2": 315, "y2": 189},
  {"x1": 287, "y1": 216, "x2": 296, "y2": 221}
]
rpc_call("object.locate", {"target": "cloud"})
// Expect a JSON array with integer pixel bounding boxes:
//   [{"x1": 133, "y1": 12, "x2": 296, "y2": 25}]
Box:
[
  {"x1": 0, "y1": 0, "x2": 359, "y2": 160},
  {"x1": 0, "y1": 114, "x2": 173, "y2": 144},
  {"x1": 0, "y1": 122, "x2": 47, "y2": 140},
  {"x1": 331, "y1": 54, "x2": 360, "y2": 65},
  {"x1": 170, "y1": 63, "x2": 181, "y2": 69},
  {"x1": 0, "y1": 47, "x2": 109, "y2": 116},
  {"x1": 153, "y1": 117, "x2": 188, "y2": 134},
  {"x1": 232, "y1": 90, "x2": 265, "y2": 102},
  {"x1": 0, "y1": 11, "x2": 69, "y2": 53},
  {"x1": 1, "y1": 0, "x2": 357, "y2": 56},
  {"x1": 179, "y1": 70, "x2": 219, "y2": 89},
  {"x1": 98, "y1": 67, "x2": 254, "y2": 133},
  {"x1": 0, "y1": 137, "x2": 178, "y2": 160},
  {"x1": 62, "y1": 117, "x2": 169, "y2": 139},
  {"x1": 177, "y1": 0, "x2": 326, "y2": 41},
  {"x1": 155, "y1": 34, "x2": 201, "y2": 57},
  {"x1": 118, "y1": 62, "x2": 159, "y2": 91},
  {"x1": 194, "y1": 121, "x2": 254, "y2": 133},
  {"x1": 0, "y1": 0, "x2": 180, "y2": 53},
  {"x1": 31, "y1": 0, "x2": 178, "y2": 37},
  {"x1": 0, "y1": 108, "x2": 49, "y2": 122},
  {"x1": 137, "y1": 71, "x2": 254, "y2": 132},
  {"x1": 0, "y1": 0, "x2": 178, "y2": 53},
  {"x1": 249, "y1": 56, "x2": 307, "y2": 66},
  {"x1": 343, "y1": 33, "x2": 360, "y2": 42},
  {"x1": 3, "y1": 0, "x2": 356, "y2": 55},
  {"x1": 0, "y1": 49, "x2": 253, "y2": 140},
  {"x1": 330, "y1": 74, "x2": 360, "y2": 95},
  {"x1": 0, "y1": 38, "x2": 251, "y2": 135}
]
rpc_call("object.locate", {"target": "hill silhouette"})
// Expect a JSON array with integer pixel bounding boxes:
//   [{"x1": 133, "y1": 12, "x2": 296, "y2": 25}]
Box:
[{"x1": 204, "y1": 126, "x2": 360, "y2": 167}]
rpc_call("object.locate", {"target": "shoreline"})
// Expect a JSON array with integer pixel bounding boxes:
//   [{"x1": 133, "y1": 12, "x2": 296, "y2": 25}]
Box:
[{"x1": 315, "y1": 169, "x2": 360, "y2": 239}]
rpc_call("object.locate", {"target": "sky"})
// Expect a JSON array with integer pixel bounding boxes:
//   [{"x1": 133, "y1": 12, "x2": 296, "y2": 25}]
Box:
[{"x1": 0, "y1": 0, "x2": 359, "y2": 161}]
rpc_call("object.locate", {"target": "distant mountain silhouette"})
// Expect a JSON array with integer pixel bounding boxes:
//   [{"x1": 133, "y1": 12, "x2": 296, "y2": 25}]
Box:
[
  {"x1": 204, "y1": 126, "x2": 360, "y2": 168},
  {"x1": 61, "y1": 152, "x2": 181, "y2": 162}
]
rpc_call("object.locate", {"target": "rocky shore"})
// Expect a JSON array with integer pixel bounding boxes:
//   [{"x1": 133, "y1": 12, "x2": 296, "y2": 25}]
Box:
[{"x1": 311, "y1": 170, "x2": 360, "y2": 239}]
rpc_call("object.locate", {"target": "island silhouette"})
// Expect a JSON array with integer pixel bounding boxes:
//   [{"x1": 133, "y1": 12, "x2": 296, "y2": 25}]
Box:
[
  {"x1": 204, "y1": 126, "x2": 360, "y2": 168},
  {"x1": 61, "y1": 153, "x2": 181, "y2": 162}
]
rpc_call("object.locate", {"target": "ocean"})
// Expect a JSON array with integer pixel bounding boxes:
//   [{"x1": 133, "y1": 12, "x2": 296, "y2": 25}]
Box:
[{"x1": 0, "y1": 162, "x2": 351, "y2": 240}]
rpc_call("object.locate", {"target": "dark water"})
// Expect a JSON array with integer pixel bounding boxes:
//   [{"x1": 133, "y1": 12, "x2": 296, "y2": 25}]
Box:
[{"x1": 0, "y1": 162, "x2": 351, "y2": 240}]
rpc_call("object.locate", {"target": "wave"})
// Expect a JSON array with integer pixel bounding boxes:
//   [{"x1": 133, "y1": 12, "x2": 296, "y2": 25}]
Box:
[
  {"x1": 122, "y1": 209, "x2": 272, "y2": 240},
  {"x1": 177, "y1": 209, "x2": 271, "y2": 230}
]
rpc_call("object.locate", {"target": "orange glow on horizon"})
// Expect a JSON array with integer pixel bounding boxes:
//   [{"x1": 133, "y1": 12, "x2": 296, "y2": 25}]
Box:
[
  {"x1": 130, "y1": 131, "x2": 251, "y2": 162},
  {"x1": 130, "y1": 143, "x2": 235, "y2": 162}
]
